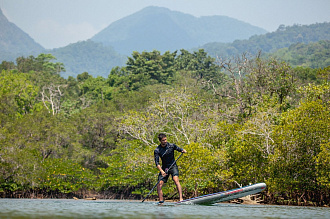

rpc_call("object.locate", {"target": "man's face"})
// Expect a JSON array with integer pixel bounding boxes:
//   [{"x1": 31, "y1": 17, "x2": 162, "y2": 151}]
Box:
[{"x1": 160, "y1": 137, "x2": 167, "y2": 147}]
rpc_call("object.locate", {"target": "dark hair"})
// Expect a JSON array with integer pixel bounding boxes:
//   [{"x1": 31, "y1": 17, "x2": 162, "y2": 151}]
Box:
[{"x1": 158, "y1": 133, "x2": 166, "y2": 141}]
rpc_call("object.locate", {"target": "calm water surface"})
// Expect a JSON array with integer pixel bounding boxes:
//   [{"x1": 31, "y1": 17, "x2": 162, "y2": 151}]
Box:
[{"x1": 0, "y1": 199, "x2": 329, "y2": 219}]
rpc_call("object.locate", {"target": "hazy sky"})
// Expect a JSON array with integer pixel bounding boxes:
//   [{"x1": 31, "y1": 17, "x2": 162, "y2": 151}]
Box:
[{"x1": 1, "y1": 0, "x2": 329, "y2": 49}]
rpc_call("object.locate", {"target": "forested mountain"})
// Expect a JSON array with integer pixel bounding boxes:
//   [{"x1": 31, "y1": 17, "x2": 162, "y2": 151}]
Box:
[
  {"x1": 1, "y1": 6, "x2": 329, "y2": 78},
  {"x1": 49, "y1": 40, "x2": 126, "y2": 78},
  {"x1": 0, "y1": 8, "x2": 44, "y2": 62},
  {"x1": 202, "y1": 22, "x2": 330, "y2": 58},
  {"x1": 91, "y1": 6, "x2": 267, "y2": 55},
  {"x1": 48, "y1": 22, "x2": 330, "y2": 78}
]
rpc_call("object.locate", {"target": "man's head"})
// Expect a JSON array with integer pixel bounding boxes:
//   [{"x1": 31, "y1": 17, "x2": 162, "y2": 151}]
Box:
[{"x1": 158, "y1": 133, "x2": 167, "y2": 146}]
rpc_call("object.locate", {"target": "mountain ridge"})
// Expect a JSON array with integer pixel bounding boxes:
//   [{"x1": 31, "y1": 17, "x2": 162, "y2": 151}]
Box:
[
  {"x1": 0, "y1": 8, "x2": 44, "y2": 62},
  {"x1": 92, "y1": 6, "x2": 267, "y2": 55},
  {"x1": 1, "y1": 6, "x2": 328, "y2": 78},
  {"x1": 201, "y1": 22, "x2": 330, "y2": 58}
]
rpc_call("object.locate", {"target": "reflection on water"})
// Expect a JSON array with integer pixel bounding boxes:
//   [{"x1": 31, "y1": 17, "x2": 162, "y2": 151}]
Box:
[{"x1": 0, "y1": 199, "x2": 329, "y2": 219}]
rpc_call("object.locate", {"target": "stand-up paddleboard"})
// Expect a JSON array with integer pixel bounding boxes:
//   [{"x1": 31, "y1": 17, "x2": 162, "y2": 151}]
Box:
[{"x1": 176, "y1": 182, "x2": 266, "y2": 205}]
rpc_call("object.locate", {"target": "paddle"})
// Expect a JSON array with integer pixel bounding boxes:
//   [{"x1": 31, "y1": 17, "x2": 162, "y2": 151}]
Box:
[{"x1": 141, "y1": 152, "x2": 184, "y2": 202}]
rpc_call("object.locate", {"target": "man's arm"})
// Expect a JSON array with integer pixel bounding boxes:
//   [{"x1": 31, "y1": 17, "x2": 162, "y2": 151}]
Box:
[
  {"x1": 154, "y1": 149, "x2": 167, "y2": 177},
  {"x1": 173, "y1": 143, "x2": 187, "y2": 153}
]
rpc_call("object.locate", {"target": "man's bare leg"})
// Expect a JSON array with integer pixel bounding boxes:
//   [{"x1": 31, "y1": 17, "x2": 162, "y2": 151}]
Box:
[
  {"x1": 173, "y1": 176, "x2": 183, "y2": 201},
  {"x1": 157, "y1": 180, "x2": 165, "y2": 202}
]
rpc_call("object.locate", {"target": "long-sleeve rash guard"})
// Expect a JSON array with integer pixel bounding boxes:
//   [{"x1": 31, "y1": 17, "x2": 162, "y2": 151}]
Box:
[{"x1": 154, "y1": 142, "x2": 183, "y2": 169}]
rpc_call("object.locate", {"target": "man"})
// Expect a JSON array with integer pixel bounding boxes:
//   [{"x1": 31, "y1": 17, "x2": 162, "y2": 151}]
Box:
[{"x1": 154, "y1": 133, "x2": 187, "y2": 203}]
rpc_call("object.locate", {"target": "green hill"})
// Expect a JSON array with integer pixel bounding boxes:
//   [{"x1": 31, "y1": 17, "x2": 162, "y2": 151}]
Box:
[{"x1": 202, "y1": 22, "x2": 330, "y2": 58}]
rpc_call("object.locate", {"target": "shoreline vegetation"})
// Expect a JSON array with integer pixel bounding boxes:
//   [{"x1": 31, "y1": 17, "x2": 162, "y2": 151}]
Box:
[
  {"x1": 1, "y1": 48, "x2": 329, "y2": 208},
  {"x1": 0, "y1": 190, "x2": 328, "y2": 207}
]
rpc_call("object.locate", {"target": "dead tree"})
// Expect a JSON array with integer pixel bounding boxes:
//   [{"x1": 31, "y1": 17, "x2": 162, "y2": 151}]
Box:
[{"x1": 41, "y1": 84, "x2": 65, "y2": 115}]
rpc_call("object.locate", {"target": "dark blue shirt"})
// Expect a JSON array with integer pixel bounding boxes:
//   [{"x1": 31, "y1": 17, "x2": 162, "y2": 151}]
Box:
[{"x1": 154, "y1": 142, "x2": 183, "y2": 168}]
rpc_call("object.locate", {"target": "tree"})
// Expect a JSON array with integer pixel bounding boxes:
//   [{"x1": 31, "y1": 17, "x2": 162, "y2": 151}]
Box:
[
  {"x1": 0, "y1": 61, "x2": 16, "y2": 71},
  {"x1": 77, "y1": 72, "x2": 92, "y2": 82},
  {"x1": 175, "y1": 49, "x2": 219, "y2": 80},
  {"x1": 266, "y1": 59, "x2": 295, "y2": 109},
  {"x1": 202, "y1": 54, "x2": 296, "y2": 121},
  {"x1": 0, "y1": 108, "x2": 79, "y2": 191},
  {"x1": 269, "y1": 100, "x2": 330, "y2": 202},
  {"x1": 16, "y1": 55, "x2": 36, "y2": 73},
  {"x1": 16, "y1": 54, "x2": 65, "y2": 74},
  {"x1": 178, "y1": 142, "x2": 227, "y2": 197},
  {"x1": 125, "y1": 50, "x2": 177, "y2": 89},
  {"x1": 0, "y1": 70, "x2": 39, "y2": 116},
  {"x1": 297, "y1": 66, "x2": 330, "y2": 103},
  {"x1": 225, "y1": 107, "x2": 278, "y2": 186}
]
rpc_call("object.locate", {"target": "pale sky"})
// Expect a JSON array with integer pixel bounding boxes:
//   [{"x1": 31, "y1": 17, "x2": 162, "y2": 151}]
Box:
[{"x1": 1, "y1": 0, "x2": 329, "y2": 49}]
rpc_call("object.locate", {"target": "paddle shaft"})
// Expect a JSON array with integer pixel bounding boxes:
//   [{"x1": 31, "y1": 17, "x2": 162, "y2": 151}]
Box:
[{"x1": 141, "y1": 152, "x2": 183, "y2": 202}]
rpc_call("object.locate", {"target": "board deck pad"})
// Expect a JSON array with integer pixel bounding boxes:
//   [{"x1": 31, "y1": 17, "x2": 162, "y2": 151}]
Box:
[{"x1": 175, "y1": 183, "x2": 266, "y2": 205}]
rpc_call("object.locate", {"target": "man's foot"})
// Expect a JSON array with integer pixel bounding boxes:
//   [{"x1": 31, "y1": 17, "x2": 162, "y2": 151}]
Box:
[{"x1": 158, "y1": 200, "x2": 164, "y2": 205}]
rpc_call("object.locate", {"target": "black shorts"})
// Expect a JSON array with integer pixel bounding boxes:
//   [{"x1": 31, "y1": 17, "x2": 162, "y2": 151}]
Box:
[{"x1": 158, "y1": 165, "x2": 179, "y2": 183}]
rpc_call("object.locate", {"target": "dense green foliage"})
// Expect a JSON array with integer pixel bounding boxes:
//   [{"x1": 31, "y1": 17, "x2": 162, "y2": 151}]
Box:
[
  {"x1": 0, "y1": 50, "x2": 329, "y2": 206},
  {"x1": 271, "y1": 40, "x2": 330, "y2": 68}
]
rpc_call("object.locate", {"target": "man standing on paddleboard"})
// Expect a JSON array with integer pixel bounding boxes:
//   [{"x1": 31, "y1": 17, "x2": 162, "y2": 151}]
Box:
[{"x1": 154, "y1": 133, "x2": 187, "y2": 203}]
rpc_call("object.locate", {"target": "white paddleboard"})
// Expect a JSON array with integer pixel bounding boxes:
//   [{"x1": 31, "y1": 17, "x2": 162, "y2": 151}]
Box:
[{"x1": 176, "y1": 182, "x2": 266, "y2": 205}]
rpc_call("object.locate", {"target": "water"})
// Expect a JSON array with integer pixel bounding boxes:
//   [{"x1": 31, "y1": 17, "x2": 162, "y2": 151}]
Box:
[{"x1": 0, "y1": 199, "x2": 329, "y2": 219}]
